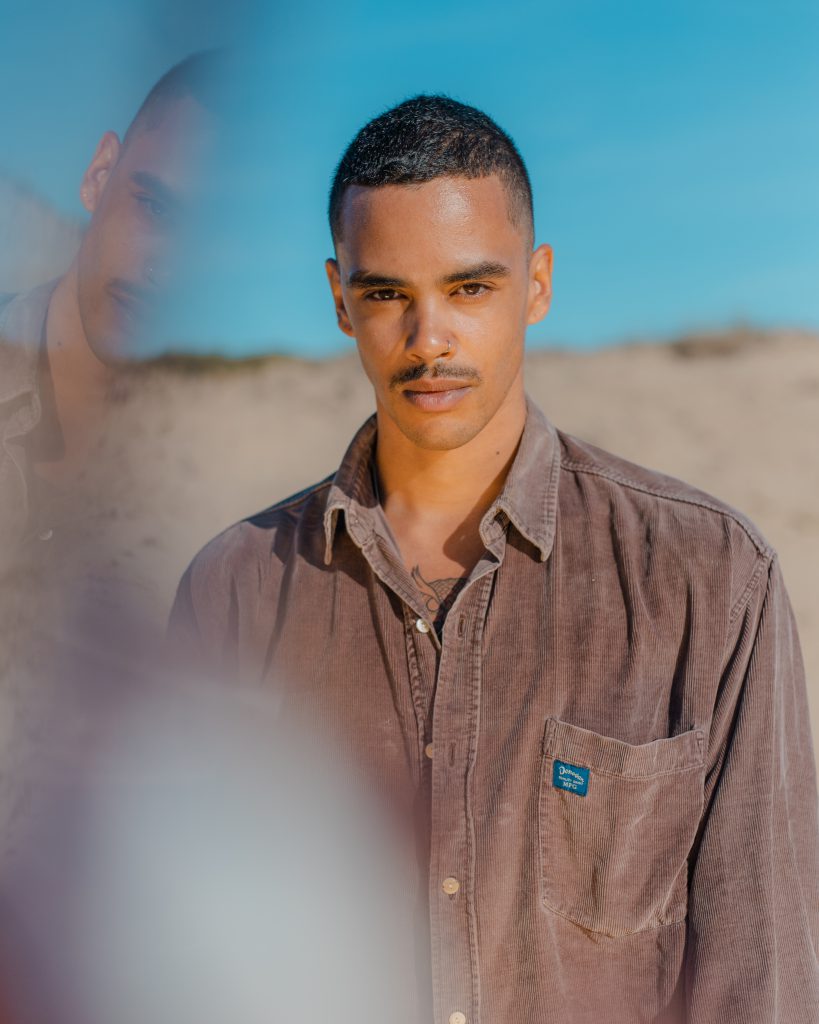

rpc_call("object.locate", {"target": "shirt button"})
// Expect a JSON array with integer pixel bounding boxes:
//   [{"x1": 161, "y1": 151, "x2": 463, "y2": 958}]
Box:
[
  {"x1": 415, "y1": 618, "x2": 431, "y2": 634},
  {"x1": 442, "y1": 876, "x2": 460, "y2": 895},
  {"x1": 38, "y1": 528, "x2": 54, "y2": 541},
  {"x1": 449, "y1": 1013, "x2": 467, "y2": 1024},
  {"x1": 424, "y1": 743, "x2": 434, "y2": 759}
]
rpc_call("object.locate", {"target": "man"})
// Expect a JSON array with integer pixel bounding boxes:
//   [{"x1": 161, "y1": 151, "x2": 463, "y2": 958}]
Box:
[
  {"x1": 0, "y1": 45, "x2": 222, "y2": 809},
  {"x1": 169, "y1": 96, "x2": 819, "y2": 1023}
]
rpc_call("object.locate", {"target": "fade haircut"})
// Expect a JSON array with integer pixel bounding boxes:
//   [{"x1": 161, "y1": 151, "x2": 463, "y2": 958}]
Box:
[
  {"x1": 123, "y1": 50, "x2": 224, "y2": 147},
  {"x1": 329, "y1": 95, "x2": 534, "y2": 249}
]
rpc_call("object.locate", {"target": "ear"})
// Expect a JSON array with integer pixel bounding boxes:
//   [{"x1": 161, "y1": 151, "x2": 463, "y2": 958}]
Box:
[
  {"x1": 526, "y1": 243, "x2": 553, "y2": 325},
  {"x1": 79, "y1": 131, "x2": 122, "y2": 214},
  {"x1": 325, "y1": 257, "x2": 355, "y2": 337}
]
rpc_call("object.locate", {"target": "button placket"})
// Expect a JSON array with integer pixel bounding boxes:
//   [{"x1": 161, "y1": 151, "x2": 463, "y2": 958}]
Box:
[
  {"x1": 428, "y1": 568, "x2": 498, "y2": 1024},
  {"x1": 402, "y1": 603, "x2": 439, "y2": 770}
]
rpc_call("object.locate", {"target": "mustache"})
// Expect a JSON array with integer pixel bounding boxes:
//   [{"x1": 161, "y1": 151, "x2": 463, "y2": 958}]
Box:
[{"x1": 390, "y1": 362, "x2": 482, "y2": 389}]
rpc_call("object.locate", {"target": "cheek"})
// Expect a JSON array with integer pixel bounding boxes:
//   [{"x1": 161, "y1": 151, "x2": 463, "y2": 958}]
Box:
[
  {"x1": 462, "y1": 281, "x2": 529, "y2": 330},
  {"x1": 90, "y1": 202, "x2": 157, "y2": 276},
  {"x1": 355, "y1": 338, "x2": 391, "y2": 388},
  {"x1": 348, "y1": 298, "x2": 404, "y2": 339},
  {"x1": 484, "y1": 340, "x2": 524, "y2": 396},
  {"x1": 77, "y1": 226, "x2": 110, "y2": 305},
  {"x1": 453, "y1": 298, "x2": 523, "y2": 355},
  {"x1": 349, "y1": 304, "x2": 407, "y2": 368}
]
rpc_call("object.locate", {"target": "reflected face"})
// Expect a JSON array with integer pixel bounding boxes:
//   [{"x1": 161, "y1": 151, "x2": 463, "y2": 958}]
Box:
[
  {"x1": 76, "y1": 96, "x2": 215, "y2": 363},
  {"x1": 326, "y1": 175, "x2": 552, "y2": 451}
]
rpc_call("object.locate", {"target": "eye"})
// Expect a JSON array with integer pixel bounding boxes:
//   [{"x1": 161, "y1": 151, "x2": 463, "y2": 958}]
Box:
[
  {"x1": 456, "y1": 282, "x2": 490, "y2": 297},
  {"x1": 364, "y1": 288, "x2": 402, "y2": 302},
  {"x1": 136, "y1": 194, "x2": 166, "y2": 219}
]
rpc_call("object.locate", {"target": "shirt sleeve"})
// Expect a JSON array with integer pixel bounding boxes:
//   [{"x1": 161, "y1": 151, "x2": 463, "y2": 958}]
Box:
[
  {"x1": 165, "y1": 540, "x2": 241, "y2": 682},
  {"x1": 685, "y1": 555, "x2": 819, "y2": 1022}
]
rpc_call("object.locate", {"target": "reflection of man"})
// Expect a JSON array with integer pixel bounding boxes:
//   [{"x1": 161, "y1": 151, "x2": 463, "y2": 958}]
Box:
[
  {"x1": 0, "y1": 51, "x2": 219, "y2": 547},
  {"x1": 0, "y1": 57, "x2": 222, "y2": 1002},
  {"x1": 170, "y1": 96, "x2": 819, "y2": 1022}
]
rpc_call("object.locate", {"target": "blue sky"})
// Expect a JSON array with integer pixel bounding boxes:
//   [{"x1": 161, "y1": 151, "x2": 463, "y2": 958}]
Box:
[{"x1": 2, "y1": 0, "x2": 818, "y2": 356}]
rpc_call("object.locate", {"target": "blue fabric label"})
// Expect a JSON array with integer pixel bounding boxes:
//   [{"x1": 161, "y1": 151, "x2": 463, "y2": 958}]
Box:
[{"x1": 553, "y1": 760, "x2": 590, "y2": 796}]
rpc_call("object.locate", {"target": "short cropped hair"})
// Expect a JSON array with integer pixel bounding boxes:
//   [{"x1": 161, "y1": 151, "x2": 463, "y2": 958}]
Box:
[
  {"x1": 123, "y1": 50, "x2": 224, "y2": 146},
  {"x1": 329, "y1": 95, "x2": 534, "y2": 248}
]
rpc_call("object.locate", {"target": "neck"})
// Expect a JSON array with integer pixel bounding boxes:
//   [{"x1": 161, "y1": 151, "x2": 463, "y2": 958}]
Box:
[
  {"x1": 36, "y1": 265, "x2": 113, "y2": 478},
  {"x1": 375, "y1": 384, "x2": 527, "y2": 569}
]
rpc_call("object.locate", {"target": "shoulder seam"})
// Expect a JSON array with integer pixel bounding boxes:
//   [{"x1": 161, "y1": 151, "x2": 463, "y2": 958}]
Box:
[
  {"x1": 728, "y1": 552, "x2": 772, "y2": 625},
  {"x1": 560, "y1": 457, "x2": 773, "y2": 559}
]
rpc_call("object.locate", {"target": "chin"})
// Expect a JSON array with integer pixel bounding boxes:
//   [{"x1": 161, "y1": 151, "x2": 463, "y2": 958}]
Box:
[
  {"x1": 87, "y1": 315, "x2": 145, "y2": 365},
  {"x1": 398, "y1": 416, "x2": 486, "y2": 452},
  {"x1": 87, "y1": 334, "x2": 133, "y2": 366}
]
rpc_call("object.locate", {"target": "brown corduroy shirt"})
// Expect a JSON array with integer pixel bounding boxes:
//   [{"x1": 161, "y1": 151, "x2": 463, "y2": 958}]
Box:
[{"x1": 169, "y1": 399, "x2": 819, "y2": 1024}]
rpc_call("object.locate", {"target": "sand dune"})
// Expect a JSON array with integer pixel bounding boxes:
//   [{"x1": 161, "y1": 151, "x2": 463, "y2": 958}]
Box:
[{"x1": 93, "y1": 329, "x2": 819, "y2": 740}]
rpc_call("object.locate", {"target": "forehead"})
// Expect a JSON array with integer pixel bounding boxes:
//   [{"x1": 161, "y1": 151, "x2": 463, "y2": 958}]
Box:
[
  {"x1": 336, "y1": 176, "x2": 527, "y2": 268},
  {"x1": 118, "y1": 96, "x2": 216, "y2": 190}
]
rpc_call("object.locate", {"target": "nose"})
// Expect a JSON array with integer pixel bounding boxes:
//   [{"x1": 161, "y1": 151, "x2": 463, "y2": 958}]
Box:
[{"x1": 404, "y1": 297, "x2": 454, "y2": 363}]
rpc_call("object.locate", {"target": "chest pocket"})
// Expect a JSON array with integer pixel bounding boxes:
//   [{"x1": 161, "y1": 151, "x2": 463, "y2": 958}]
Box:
[{"x1": 538, "y1": 717, "x2": 706, "y2": 938}]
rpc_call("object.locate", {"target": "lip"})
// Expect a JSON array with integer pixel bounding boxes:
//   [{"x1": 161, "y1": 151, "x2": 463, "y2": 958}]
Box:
[{"x1": 401, "y1": 381, "x2": 473, "y2": 412}]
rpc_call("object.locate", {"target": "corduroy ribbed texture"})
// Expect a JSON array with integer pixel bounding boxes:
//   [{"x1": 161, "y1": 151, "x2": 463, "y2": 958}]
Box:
[{"x1": 169, "y1": 398, "x2": 819, "y2": 1024}]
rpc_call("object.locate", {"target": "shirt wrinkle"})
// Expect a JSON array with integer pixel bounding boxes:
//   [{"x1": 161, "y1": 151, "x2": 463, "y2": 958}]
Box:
[{"x1": 559, "y1": 455, "x2": 773, "y2": 561}]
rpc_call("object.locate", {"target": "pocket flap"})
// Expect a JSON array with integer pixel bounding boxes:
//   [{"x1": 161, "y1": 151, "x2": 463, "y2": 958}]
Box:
[{"x1": 543, "y1": 718, "x2": 705, "y2": 779}]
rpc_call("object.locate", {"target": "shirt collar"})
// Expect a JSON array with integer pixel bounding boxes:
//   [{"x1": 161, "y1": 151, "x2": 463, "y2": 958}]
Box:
[{"x1": 323, "y1": 395, "x2": 561, "y2": 566}]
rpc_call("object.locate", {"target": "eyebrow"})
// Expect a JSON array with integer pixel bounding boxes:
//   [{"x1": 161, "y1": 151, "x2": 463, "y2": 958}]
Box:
[
  {"x1": 347, "y1": 261, "x2": 511, "y2": 289},
  {"x1": 347, "y1": 270, "x2": 405, "y2": 289},
  {"x1": 130, "y1": 171, "x2": 180, "y2": 209},
  {"x1": 440, "y1": 261, "x2": 511, "y2": 285}
]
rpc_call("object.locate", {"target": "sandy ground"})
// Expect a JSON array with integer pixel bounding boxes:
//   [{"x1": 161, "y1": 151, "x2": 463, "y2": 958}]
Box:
[{"x1": 95, "y1": 330, "x2": 819, "y2": 741}]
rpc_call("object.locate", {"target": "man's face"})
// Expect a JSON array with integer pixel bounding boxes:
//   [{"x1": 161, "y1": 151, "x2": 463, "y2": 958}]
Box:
[
  {"x1": 326, "y1": 175, "x2": 552, "y2": 451},
  {"x1": 75, "y1": 96, "x2": 215, "y2": 363}
]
